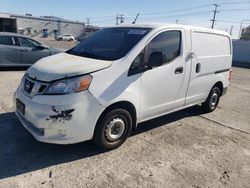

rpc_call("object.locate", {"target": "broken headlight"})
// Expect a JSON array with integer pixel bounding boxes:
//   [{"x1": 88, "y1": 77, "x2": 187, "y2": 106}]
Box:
[{"x1": 43, "y1": 75, "x2": 92, "y2": 95}]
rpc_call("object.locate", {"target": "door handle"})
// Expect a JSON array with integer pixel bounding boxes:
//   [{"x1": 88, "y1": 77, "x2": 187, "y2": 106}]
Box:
[
  {"x1": 196, "y1": 63, "x2": 201, "y2": 73},
  {"x1": 175, "y1": 67, "x2": 183, "y2": 74}
]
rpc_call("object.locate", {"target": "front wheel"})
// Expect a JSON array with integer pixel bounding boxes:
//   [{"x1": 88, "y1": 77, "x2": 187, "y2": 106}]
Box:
[
  {"x1": 94, "y1": 109, "x2": 132, "y2": 150},
  {"x1": 202, "y1": 86, "x2": 221, "y2": 113}
]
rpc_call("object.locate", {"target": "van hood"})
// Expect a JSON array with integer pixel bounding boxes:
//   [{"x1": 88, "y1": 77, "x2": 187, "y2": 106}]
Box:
[{"x1": 27, "y1": 53, "x2": 112, "y2": 82}]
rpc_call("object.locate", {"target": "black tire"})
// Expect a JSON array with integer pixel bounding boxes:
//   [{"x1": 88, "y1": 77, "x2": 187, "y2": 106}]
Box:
[
  {"x1": 94, "y1": 109, "x2": 132, "y2": 150},
  {"x1": 202, "y1": 86, "x2": 221, "y2": 113}
]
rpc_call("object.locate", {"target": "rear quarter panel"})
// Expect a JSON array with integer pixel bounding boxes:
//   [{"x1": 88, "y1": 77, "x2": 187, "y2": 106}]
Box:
[{"x1": 186, "y1": 30, "x2": 232, "y2": 105}]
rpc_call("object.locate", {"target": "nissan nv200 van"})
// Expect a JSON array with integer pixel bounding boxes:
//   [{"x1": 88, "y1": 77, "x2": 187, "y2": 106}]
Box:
[{"x1": 14, "y1": 24, "x2": 232, "y2": 149}]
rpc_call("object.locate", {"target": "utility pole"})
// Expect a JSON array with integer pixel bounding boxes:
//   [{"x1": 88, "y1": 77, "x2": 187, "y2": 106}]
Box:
[
  {"x1": 116, "y1": 14, "x2": 124, "y2": 25},
  {"x1": 57, "y1": 17, "x2": 61, "y2": 35},
  {"x1": 116, "y1": 14, "x2": 118, "y2": 25},
  {"x1": 210, "y1": 4, "x2": 219, "y2": 29},
  {"x1": 86, "y1": 18, "x2": 90, "y2": 28},
  {"x1": 120, "y1": 14, "x2": 124, "y2": 24},
  {"x1": 86, "y1": 18, "x2": 90, "y2": 33},
  {"x1": 230, "y1": 25, "x2": 233, "y2": 36}
]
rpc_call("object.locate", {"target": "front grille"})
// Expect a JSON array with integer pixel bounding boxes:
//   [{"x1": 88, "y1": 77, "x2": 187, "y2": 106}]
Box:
[{"x1": 22, "y1": 76, "x2": 48, "y2": 97}]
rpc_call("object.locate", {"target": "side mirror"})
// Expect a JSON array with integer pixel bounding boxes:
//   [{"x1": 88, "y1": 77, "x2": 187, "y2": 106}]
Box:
[
  {"x1": 33, "y1": 45, "x2": 49, "y2": 51},
  {"x1": 148, "y1": 51, "x2": 164, "y2": 68}
]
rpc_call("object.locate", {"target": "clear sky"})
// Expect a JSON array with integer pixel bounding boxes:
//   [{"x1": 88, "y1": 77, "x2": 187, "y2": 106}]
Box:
[{"x1": 1, "y1": 0, "x2": 250, "y2": 38}]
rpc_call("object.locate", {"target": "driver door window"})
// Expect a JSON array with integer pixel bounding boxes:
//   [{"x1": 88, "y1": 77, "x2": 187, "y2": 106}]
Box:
[
  {"x1": 129, "y1": 31, "x2": 181, "y2": 76},
  {"x1": 147, "y1": 31, "x2": 181, "y2": 66}
]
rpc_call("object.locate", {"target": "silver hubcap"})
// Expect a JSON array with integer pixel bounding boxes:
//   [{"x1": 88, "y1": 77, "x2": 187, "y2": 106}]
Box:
[
  {"x1": 105, "y1": 118, "x2": 125, "y2": 142},
  {"x1": 210, "y1": 92, "x2": 219, "y2": 107}
]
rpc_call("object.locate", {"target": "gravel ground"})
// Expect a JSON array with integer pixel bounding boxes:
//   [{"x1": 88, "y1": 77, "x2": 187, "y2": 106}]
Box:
[{"x1": 0, "y1": 67, "x2": 249, "y2": 188}]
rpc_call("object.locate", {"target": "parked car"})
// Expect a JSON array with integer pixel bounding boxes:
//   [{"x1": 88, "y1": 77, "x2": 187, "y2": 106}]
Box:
[
  {"x1": 76, "y1": 32, "x2": 93, "y2": 42},
  {"x1": 14, "y1": 24, "x2": 232, "y2": 150},
  {"x1": 56, "y1": 34, "x2": 75, "y2": 41},
  {"x1": 0, "y1": 32, "x2": 62, "y2": 67}
]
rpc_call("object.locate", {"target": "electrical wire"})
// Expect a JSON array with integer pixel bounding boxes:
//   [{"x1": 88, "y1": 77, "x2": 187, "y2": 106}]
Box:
[
  {"x1": 219, "y1": 1, "x2": 250, "y2": 5},
  {"x1": 140, "y1": 4, "x2": 212, "y2": 16},
  {"x1": 220, "y1": 8, "x2": 250, "y2": 12},
  {"x1": 140, "y1": 10, "x2": 212, "y2": 19}
]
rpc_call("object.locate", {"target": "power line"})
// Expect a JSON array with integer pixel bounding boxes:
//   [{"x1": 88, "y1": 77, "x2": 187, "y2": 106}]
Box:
[
  {"x1": 187, "y1": 20, "x2": 210, "y2": 25},
  {"x1": 217, "y1": 20, "x2": 248, "y2": 24},
  {"x1": 90, "y1": 2, "x2": 248, "y2": 18},
  {"x1": 88, "y1": 15, "x2": 114, "y2": 19},
  {"x1": 83, "y1": 2, "x2": 250, "y2": 24},
  {"x1": 87, "y1": 3, "x2": 213, "y2": 20},
  {"x1": 141, "y1": 10, "x2": 211, "y2": 19},
  {"x1": 219, "y1": 1, "x2": 250, "y2": 5},
  {"x1": 220, "y1": 8, "x2": 250, "y2": 12},
  {"x1": 140, "y1": 4, "x2": 212, "y2": 16},
  {"x1": 86, "y1": 2, "x2": 250, "y2": 29},
  {"x1": 91, "y1": 18, "x2": 114, "y2": 24}
]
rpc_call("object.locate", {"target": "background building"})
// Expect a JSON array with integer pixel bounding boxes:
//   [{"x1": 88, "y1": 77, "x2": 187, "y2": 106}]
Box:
[
  {"x1": 232, "y1": 39, "x2": 250, "y2": 68},
  {"x1": 0, "y1": 13, "x2": 91, "y2": 39},
  {"x1": 240, "y1": 25, "x2": 250, "y2": 40}
]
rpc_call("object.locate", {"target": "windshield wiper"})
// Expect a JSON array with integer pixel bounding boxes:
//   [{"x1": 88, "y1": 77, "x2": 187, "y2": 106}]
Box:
[
  {"x1": 81, "y1": 52, "x2": 99, "y2": 59},
  {"x1": 69, "y1": 50, "x2": 101, "y2": 60}
]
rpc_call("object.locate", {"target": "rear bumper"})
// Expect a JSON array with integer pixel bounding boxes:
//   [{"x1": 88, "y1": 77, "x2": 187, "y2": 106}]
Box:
[{"x1": 14, "y1": 87, "x2": 104, "y2": 144}]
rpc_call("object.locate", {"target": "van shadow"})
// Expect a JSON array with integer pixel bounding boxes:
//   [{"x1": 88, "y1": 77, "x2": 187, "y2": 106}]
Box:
[{"x1": 0, "y1": 106, "x2": 203, "y2": 180}]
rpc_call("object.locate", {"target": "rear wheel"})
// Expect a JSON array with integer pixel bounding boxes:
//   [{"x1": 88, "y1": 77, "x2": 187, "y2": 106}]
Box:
[
  {"x1": 94, "y1": 109, "x2": 132, "y2": 150},
  {"x1": 202, "y1": 86, "x2": 221, "y2": 113}
]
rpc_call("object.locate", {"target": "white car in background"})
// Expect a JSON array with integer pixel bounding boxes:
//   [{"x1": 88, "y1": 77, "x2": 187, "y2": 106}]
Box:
[{"x1": 56, "y1": 34, "x2": 75, "y2": 41}]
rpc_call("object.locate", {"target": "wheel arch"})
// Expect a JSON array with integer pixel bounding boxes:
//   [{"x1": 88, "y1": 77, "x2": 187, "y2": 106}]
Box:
[
  {"x1": 212, "y1": 81, "x2": 223, "y2": 96},
  {"x1": 95, "y1": 101, "x2": 137, "y2": 132}
]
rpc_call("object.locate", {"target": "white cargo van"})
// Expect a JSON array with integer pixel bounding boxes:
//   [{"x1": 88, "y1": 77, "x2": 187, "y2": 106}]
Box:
[{"x1": 14, "y1": 24, "x2": 232, "y2": 149}]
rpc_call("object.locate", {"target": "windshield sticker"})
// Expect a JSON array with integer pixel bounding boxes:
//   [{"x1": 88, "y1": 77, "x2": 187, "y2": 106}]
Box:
[{"x1": 128, "y1": 29, "x2": 147, "y2": 35}]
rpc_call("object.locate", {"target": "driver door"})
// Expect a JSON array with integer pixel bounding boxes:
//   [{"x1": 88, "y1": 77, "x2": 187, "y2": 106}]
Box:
[
  {"x1": 17, "y1": 37, "x2": 50, "y2": 65},
  {"x1": 140, "y1": 30, "x2": 189, "y2": 121}
]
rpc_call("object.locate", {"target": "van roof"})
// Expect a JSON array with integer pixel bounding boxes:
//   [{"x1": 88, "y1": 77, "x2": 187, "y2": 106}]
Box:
[{"x1": 113, "y1": 23, "x2": 230, "y2": 37}]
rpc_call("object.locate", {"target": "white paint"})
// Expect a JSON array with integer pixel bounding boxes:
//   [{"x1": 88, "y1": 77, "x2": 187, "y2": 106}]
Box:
[
  {"x1": 14, "y1": 23, "x2": 232, "y2": 144},
  {"x1": 27, "y1": 53, "x2": 112, "y2": 82}
]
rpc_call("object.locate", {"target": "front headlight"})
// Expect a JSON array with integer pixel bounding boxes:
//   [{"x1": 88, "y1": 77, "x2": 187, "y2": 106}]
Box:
[{"x1": 44, "y1": 75, "x2": 92, "y2": 95}]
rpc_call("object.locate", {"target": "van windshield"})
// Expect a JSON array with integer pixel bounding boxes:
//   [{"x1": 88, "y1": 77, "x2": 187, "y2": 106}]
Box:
[{"x1": 67, "y1": 27, "x2": 151, "y2": 61}]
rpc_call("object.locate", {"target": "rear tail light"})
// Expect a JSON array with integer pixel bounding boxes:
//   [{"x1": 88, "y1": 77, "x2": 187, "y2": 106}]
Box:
[{"x1": 229, "y1": 69, "x2": 232, "y2": 81}]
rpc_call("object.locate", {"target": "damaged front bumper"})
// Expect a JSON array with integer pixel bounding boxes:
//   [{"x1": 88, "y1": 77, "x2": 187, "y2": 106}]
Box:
[{"x1": 14, "y1": 87, "x2": 104, "y2": 144}]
